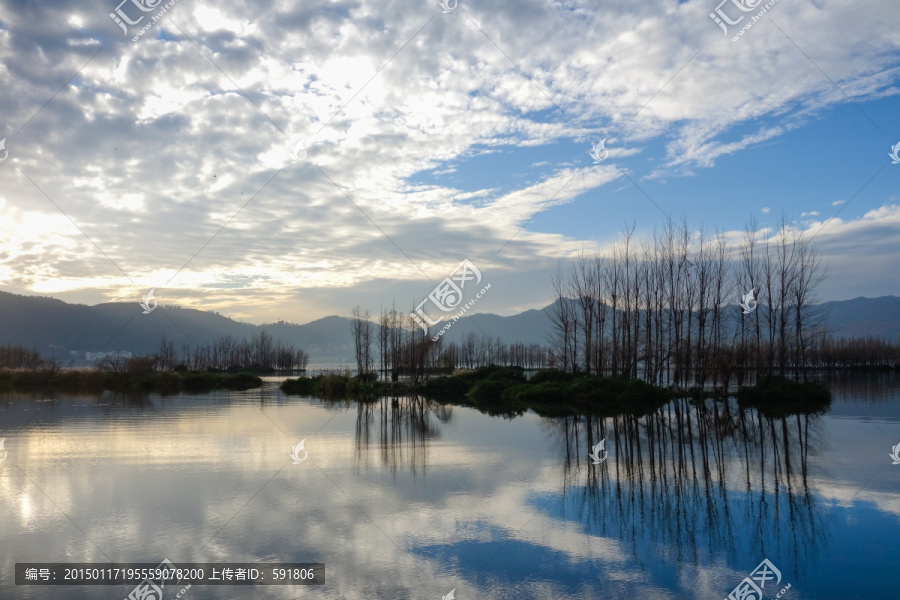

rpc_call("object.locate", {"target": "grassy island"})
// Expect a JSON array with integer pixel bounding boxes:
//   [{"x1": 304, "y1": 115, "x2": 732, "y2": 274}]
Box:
[
  {"x1": 281, "y1": 366, "x2": 833, "y2": 418},
  {"x1": 736, "y1": 376, "x2": 832, "y2": 416},
  {"x1": 0, "y1": 367, "x2": 263, "y2": 394},
  {"x1": 421, "y1": 366, "x2": 672, "y2": 417}
]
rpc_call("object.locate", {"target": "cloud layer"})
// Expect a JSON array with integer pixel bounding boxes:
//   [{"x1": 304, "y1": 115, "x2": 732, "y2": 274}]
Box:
[{"x1": 1, "y1": 0, "x2": 899, "y2": 322}]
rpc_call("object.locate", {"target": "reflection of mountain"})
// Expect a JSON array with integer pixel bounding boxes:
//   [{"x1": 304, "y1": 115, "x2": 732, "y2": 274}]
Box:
[{"x1": 544, "y1": 399, "x2": 827, "y2": 581}]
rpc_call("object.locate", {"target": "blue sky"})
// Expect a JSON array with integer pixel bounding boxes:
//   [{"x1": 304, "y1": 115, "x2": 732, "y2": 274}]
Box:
[{"x1": 1, "y1": 0, "x2": 899, "y2": 323}]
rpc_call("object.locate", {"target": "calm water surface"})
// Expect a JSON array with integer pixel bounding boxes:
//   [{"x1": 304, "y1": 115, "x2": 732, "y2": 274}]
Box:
[{"x1": 1, "y1": 372, "x2": 898, "y2": 599}]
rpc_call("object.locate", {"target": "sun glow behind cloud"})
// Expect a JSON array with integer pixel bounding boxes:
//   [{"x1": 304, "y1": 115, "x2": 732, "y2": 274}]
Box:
[{"x1": 0, "y1": 0, "x2": 898, "y2": 321}]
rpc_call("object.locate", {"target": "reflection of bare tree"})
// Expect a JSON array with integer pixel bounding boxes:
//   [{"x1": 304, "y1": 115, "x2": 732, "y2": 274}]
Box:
[
  {"x1": 548, "y1": 399, "x2": 827, "y2": 577},
  {"x1": 354, "y1": 396, "x2": 451, "y2": 474}
]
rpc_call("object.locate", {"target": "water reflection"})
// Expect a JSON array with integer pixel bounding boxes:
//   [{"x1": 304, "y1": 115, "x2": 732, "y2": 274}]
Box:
[
  {"x1": 549, "y1": 399, "x2": 828, "y2": 579},
  {"x1": 2, "y1": 376, "x2": 897, "y2": 599},
  {"x1": 351, "y1": 394, "x2": 831, "y2": 581},
  {"x1": 353, "y1": 397, "x2": 452, "y2": 473}
]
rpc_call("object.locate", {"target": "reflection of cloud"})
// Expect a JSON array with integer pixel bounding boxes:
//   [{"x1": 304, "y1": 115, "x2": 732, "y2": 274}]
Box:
[
  {"x1": 3, "y1": 384, "x2": 898, "y2": 599},
  {"x1": 811, "y1": 481, "x2": 900, "y2": 517}
]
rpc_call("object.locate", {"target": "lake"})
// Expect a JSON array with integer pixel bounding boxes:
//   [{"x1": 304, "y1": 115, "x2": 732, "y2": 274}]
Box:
[{"x1": 1, "y1": 372, "x2": 898, "y2": 599}]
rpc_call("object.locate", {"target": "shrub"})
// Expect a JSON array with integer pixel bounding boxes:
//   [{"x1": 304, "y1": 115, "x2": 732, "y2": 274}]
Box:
[
  {"x1": 736, "y1": 376, "x2": 831, "y2": 416},
  {"x1": 281, "y1": 377, "x2": 316, "y2": 395},
  {"x1": 529, "y1": 369, "x2": 570, "y2": 385},
  {"x1": 219, "y1": 372, "x2": 263, "y2": 390}
]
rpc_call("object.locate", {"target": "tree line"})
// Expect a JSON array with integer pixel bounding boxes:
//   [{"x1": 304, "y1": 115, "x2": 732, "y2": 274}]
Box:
[
  {"x1": 548, "y1": 217, "x2": 828, "y2": 386},
  {"x1": 154, "y1": 332, "x2": 309, "y2": 371},
  {"x1": 350, "y1": 305, "x2": 549, "y2": 382},
  {"x1": 805, "y1": 335, "x2": 900, "y2": 369}
]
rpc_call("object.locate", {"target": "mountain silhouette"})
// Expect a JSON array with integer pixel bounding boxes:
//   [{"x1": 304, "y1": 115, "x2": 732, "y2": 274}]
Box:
[{"x1": 0, "y1": 290, "x2": 897, "y2": 365}]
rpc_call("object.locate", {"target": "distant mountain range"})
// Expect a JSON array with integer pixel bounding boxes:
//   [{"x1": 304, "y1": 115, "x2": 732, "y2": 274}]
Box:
[{"x1": 0, "y1": 291, "x2": 897, "y2": 365}]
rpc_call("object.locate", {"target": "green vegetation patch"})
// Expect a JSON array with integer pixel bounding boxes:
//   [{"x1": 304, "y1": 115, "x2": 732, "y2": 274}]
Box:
[
  {"x1": 423, "y1": 367, "x2": 671, "y2": 417},
  {"x1": 736, "y1": 376, "x2": 832, "y2": 417},
  {"x1": 280, "y1": 374, "x2": 390, "y2": 398},
  {"x1": 0, "y1": 368, "x2": 262, "y2": 394}
]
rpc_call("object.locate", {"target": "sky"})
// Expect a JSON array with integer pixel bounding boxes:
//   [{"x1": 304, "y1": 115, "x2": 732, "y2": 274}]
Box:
[{"x1": 1, "y1": 0, "x2": 899, "y2": 325}]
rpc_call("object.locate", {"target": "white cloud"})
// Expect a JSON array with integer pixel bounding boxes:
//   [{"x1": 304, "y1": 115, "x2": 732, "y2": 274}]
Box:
[{"x1": 0, "y1": 0, "x2": 898, "y2": 321}]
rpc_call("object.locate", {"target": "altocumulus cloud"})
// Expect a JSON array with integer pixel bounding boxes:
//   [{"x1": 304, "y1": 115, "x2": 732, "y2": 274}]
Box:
[{"x1": 0, "y1": 0, "x2": 898, "y2": 321}]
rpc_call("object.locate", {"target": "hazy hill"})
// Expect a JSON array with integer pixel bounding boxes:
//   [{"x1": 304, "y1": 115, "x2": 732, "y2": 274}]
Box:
[
  {"x1": 817, "y1": 296, "x2": 900, "y2": 339},
  {"x1": 0, "y1": 290, "x2": 897, "y2": 365}
]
